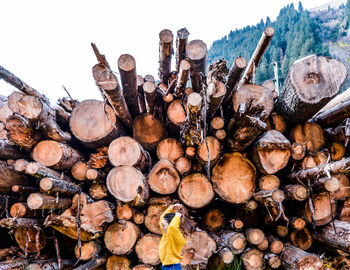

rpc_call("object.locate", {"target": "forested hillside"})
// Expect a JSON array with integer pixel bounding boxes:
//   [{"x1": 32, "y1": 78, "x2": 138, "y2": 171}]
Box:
[{"x1": 208, "y1": 1, "x2": 350, "y2": 88}]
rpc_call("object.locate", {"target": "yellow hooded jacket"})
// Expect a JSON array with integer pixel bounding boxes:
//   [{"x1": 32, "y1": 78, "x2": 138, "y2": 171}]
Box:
[{"x1": 158, "y1": 207, "x2": 186, "y2": 266}]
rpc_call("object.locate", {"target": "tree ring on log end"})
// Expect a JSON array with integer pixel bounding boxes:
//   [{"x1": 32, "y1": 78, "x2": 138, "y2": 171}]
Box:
[{"x1": 32, "y1": 140, "x2": 63, "y2": 167}]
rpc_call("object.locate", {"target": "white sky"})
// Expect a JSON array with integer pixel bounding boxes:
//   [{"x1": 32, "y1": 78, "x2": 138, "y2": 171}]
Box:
[{"x1": 0, "y1": 0, "x2": 334, "y2": 103}]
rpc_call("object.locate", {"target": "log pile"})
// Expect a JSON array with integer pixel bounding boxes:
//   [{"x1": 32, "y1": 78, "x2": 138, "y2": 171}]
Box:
[{"x1": 0, "y1": 26, "x2": 349, "y2": 270}]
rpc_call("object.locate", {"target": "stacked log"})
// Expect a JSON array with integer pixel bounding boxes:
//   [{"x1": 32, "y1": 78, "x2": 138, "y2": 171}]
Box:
[{"x1": 0, "y1": 26, "x2": 349, "y2": 270}]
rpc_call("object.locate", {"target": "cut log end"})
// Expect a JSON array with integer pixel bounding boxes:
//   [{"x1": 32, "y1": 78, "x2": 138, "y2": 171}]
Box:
[
  {"x1": 186, "y1": 40, "x2": 207, "y2": 61},
  {"x1": 118, "y1": 54, "x2": 136, "y2": 72}
]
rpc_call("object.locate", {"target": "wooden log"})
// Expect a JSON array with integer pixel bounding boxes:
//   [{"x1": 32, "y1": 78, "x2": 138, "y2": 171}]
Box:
[
  {"x1": 40, "y1": 177, "x2": 81, "y2": 196},
  {"x1": 305, "y1": 193, "x2": 336, "y2": 226},
  {"x1": 197, "y1": 136, "x2": 221, "y2": 166},
  {"x1": 86, "y1": 169, "x2": 104, "y2": 181},
  {"x1": 71, "y1": 161, "x2": 90, "y2": 181},
  {"x1": 7, "y1": 93, "x2": 71, "y2": 142},
  {"x1": 265, "y1": 253, "x2": 281, "y2": 269},
  {"x1": 0, "y1": 247, "x2": 18, "y2": 261},
  {"x1": 220, "y1": 231, "x2": 246, "y2": 254},
  {"x1": 340, "y1": 199, "x2": 350, "y2": 222},
  {"x1": 289, "y1": 157, "x2": 350, "y2": 183},
  {"x1": 11, "y1": 185, "x2": 38, "y2": 194},
  {"x1": 137, "y1": 75, "x2": 146, "y2": 114},
  {"x1": 5, "y1": 114, "x2": 40, "y2": 150},
  {"x1": 212, "y1": 152, "x2": 256, "y2": 204},
  {"x1": 210, "y1": 117, "x2": 224, "y2": 130},
  {"x1": 148, "y1": 159, "x2": 180, "y2": 195},
  {"x1": 259, "y1": 175, "x2": 280, "y2": 191},
  {"x1": 107, "y1": 166, "x2": 149, "y2": 206},
  {"x1": 312, "y1": 176, "x2": 340, "y2": 193},
  {"x1": 301, "y1": 151, "x2": 327, "y2": 170},
  {"x1": 58, "y1": 97, "x2": 79, "y2": 112},
  {"x1": 207, "y1": 81, "x2": 226, "y2": 118},
  {"x1": 186, "y1": 40, "x2": 207, "y2": 92},
  {"x1": 283, "y1": 184, "x2": 308, "y2": 201},
  {"x1": 0, "y1": 139, "x2": 23, "y2": 160},
  {"x1": 228, "y1": 218, "x2": 244, "y2": 231},
  {"x1": 251, "y1": 130, "x2": 291, "y2": 174},
  {"x1": 281, "y1": 244, "x2": 324, "y2": 270},
  {"x1": 246, "y1": 228, "x2": 265, "y2": 246},
  {"x1": 80, "y1": 200, "x2": 115, "y2": 234},
  {"x1": 290, "y1": 228, "x2": 313, "y2": 251},
  {"x1": 241, "y1": 248, "x2": 264, "y2": 270},
  {"x1": 144, "y1": 196, "x2": 173, "y2": 235},
  {"x1": 167, "y1": 99, "x2": 186, "y2": 128},
  {"x1": 142, "y1": 81, "x2": 157, "y2": 114},
  {"x1": 178, "y1": 173, "x2": 214, "y2": 209},
  {"x1": 75, "y1": 241, "x2": 102, "y2": 260},
  {"x1": 239, "y1": 27, "x2": 275, "y2": 86},
  {"x1": 133, "y1": 212, "x2": 145, "y2": 225},
  {"x1": 0, "y1": 65, "x2": 50, "y2": 104},
  {"x1": 174, "y1": 60, "x2": 190, "y2": 98},
  {"x1": 135, "y1": 234, "x2": 161, "y2": 266},
  {"x1": 32, "y1": 140, "x2": 82, "y2": 170},
  {"x1": 224, "y1": 56, "x2": 247, "y2": 105},
  {"x1": 104, "y1": 221, "x2": 140, "y2": 255},
  {"x1": 132, "y1": 114, "x2": 167, "y2": 150},
  {"x1": 271, "y1": 113, "x2": 286, "y2": 133},
  {"x1": 292, "y1": 122, "x2": 325, "y2": 153},
  {"x1": 275, "y1": 55, "x2": 347, "y2": 123},
  {"x1": 204, "y1": 209, "x2": 225, "y2": 232},
  {"x1": 175, "y1": 28, "x2": 189, "y2": 71},
  {"x1": 70, "y1": 99, "x2": 123, "y2": 148},
  {"x1": 267, "y1": 236, "x2": 283, "y2": 254},
  {"x1": 108, "y1": 136, "x2": 149, "y2": 171},
  {"x1": 25, "y1": 161, "x2": 71, "y2": 182},
  {"x1": 158, "y1": 29, "x2": 173, "y2": 84},
  {"x1": 0, "y1": 101, "x2": 12, "y2": 123},
  {"x1": 290, "y1": 217, "x2": 307, "y2": 231},
  {"x1": 330, "y1": 142, "x2": 346, "y2": 161},
  {"x1": 10, "y1": 203, "x2": 39, "y2": 218},
  {"x1": 116, "y1": 202, "x2": 133, "y2": 220},
  {"x1": 54, "y1": 105, "x2": 70, "y2": 128},
  {"x1": 181, "y1": 230, "x2": 216, "y2": 266},
  {"x1": 333, "y1": 174, "x2": 350, "y2": 200},
  {"x1": 0, "y1": 163, "x2": 30, "y2": 193},
  {"x1": 0, "y1": 122, "x2": 7, "y2": 140},
  {"x1": 75, "y1": 254, "x2": 108, "y2": 270},
  {"x1": 106, "y1": 255, "x2": 131, "y2": 270},
  {"x1": 291, "y1": 142, "x2": 306, "y2": 161},
  {"x1": 156, "y1": 138, "x2": 184, "y2": 163},
  {"x1": 89, "y1": 182, "x2": 107, "y2": 200},
  {"x1": 27, "y1": 193, "x2": 71, "y2": 210},
  {"x1": 92, "y1": 63, "x2": 132, "y2": 128},
  {"x1": 276, "y1": 225, "x2": 289, "y2": 238},
  {"x1": 118, "y1": 54, "x2": 140, "y2": 117},
  {"x1": 257, "y1": 238, "x2": 268, "y2": 251},
  {"x1": 0, "y1": 218, "x2": 42, "y2": 229},
  {"x1": 15, "y1": 227, "x2": 46, "y2": 253},
  {"x1": 313, "y1": 220, "x2": 350, "y2": 253}
]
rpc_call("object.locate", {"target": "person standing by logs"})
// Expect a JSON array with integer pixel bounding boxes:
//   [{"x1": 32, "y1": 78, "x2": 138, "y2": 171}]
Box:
[{"x1": 159, "y1": 204, "x2": 186, "y2": 270}]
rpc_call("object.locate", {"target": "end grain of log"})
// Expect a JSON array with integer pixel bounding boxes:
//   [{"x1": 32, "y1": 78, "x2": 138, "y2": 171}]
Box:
[
  {"x1": 27, "y1": 193, "x2": 71, "y2": 210},
  {"x1": 186, "y1": 40, "x2": 207, "y2": 92},
  {"x1": 71, "y1": 161, "x2": 90, "y2": 181}
]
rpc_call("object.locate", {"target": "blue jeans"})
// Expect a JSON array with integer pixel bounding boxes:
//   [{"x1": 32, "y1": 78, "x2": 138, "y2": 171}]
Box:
[{"x1": 162, "y1": 263, "x2": 182, "y2": 270}]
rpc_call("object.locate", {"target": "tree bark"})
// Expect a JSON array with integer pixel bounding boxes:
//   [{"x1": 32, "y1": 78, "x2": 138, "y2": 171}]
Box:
[
  {"x1": 224, "y1": 56, "x2": 247, "y2": 105},
  {"x1": 32, "y1": 140, "x2": 82, "y2": 170},
  {"x1": 24, "y1": 161, "x2": 72, "y2": 182},
  {"x1": 0, "y1": 163, "x2": 30, "y2": 193},
  {"x1": 27, "y1": 193, "x2": 72, "y2": 210},
  {"x1": 186, "y1": 40, "x2": 207, "y2": 92},
  {"x1": 135, "y1": 234, "x2": 161, "y2": 266},
  {"x1": 207, "y1": 81, "x2": 226, "y2": 118},
  {"x1": 158, "y1": 29, "x2": 173, "y2": 84},
  {"x1": 0, "y1": 218, "x2": 42, "y2": 229},
  {"x1": 117, "y1": 54, "x2": 140, "y2": 117},
  {"x1": 74, "y1": 254, "x2": 108, "y2": 270},
  {"x1": 92, "y1": 63, "x2": 133, "y2": 128},
  {"x1": 39, "y1": 177, "x2": 82, "y2": 196},
  {"x1": 239, "y1": 27, "x2": 275, "y2": 86},
  {"x1": 282, "y1": 184, "x2": 308, "y2": 201},
  {"x1": 70, "y1": 99, "x2": 124, "y2": 148},
  {"x1": 212, "y1": 152, "x2": 256, "y2": 204},
  {"x1": 0, "y1": 139, "x2": 23, "y2": 160},
  {"x1": 178, "y1": 173, "x2": 214, "y2": 209},
  {"x1": 104, "y1": 221, "x2": 140, "y2": 255},
  {"x1": 175, "y1": 28, "x2": 189, "y2": 72},
  {"x1": 75, "y1": 241, "x2": 102, "y2": 261},
  {"x1": 174, "y1": 60, "x2": 190, "y2": 98},
  {"x1": 107, "y1": 166, "x2": 149, "y2": 206},
  {"x1": 281, "y1": 244, "x2": 324, "y2": 270},
  {"x1": 275, "y1": 55, "x2": 347, "y2": 123}
]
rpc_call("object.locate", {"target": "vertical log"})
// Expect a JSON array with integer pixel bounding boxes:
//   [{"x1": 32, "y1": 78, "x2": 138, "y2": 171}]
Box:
[
  {"x1": 174, "y1": 60, "x2": 190, "y2": 98},
  {"x1": 118, "y1": 54, "x2": 140, "y2": 117},
  {"x1": 175, "y1": 28, "x2": 189, "y2": 71},
  {"x1": 224, "y1": 56, "x2": 247, "y2": 104},
  {"x1": 186, "y1": 40, "x2": 207, "y2": 92},
  {"x1": 143, "y1": 82, "x2": 157, "y2": 114},
  {"x1": 158, "y1": 29, "x2": 173, "y2": 84}
]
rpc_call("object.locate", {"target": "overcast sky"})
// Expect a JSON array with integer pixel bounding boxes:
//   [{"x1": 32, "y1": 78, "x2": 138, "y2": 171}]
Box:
[{"x1": 0, "y1": 0, "x2": 335, "y2": 102}]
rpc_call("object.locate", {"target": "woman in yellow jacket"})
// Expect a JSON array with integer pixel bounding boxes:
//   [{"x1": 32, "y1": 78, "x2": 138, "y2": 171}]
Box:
[{"x1": 159, "y1": 204, "x2": 186, "y2": 270}]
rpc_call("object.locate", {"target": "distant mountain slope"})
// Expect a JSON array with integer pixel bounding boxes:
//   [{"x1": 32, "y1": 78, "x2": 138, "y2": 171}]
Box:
[{"x1": 208, "y1": 1, "x2": 350, "y2": 90}]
